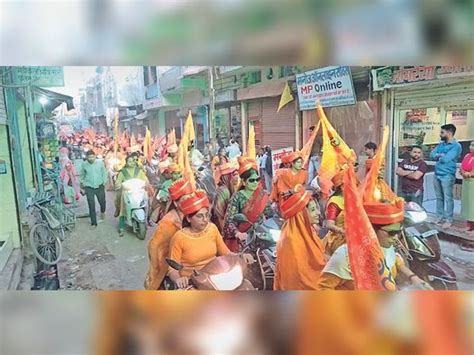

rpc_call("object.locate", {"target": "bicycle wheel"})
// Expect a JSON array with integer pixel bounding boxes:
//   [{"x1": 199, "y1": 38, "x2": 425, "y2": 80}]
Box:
[{"x1": 29, "y1": 223, "x2": 63, "y2": 265}]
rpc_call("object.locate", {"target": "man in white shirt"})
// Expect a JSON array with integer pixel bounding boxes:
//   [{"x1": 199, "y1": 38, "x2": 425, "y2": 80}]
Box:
[{"x1": 226, "y1": 139, "x2": 242, "y2": 159}]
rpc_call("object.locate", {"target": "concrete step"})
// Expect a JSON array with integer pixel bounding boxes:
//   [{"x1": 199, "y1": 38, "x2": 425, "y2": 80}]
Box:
[{"x1": 0, "y1": 249, "x2": 23, "y2": 290}]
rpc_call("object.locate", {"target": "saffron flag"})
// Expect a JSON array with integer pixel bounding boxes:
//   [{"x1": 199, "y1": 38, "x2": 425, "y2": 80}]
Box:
[
  {"x1": 177, "y1": 111, "x2": 196, "y2": 188},
  {"x1": 143, "y1": 127, "x2": 152, "y2": 162},
  {"x1": 247, "y1": 123, "x2": 256, "y2": 159},
  {"x1": 277, "y1": 82, "x2": 294, "y2": 112},
  {"x1": 318, "y1": 101, "x2": 356, "y2": 195},
  {"x1": 300, "y1": 120, "x2": 321, "y2": 167},
  {"x1": 184, "y1": 110, "x2": 195, "y2": 143},
  {"x1": 343, "y1": 166, "x2": 394, "y2": 290},
  {"x1": 167, "y1": 128, "x2": 176, "y2": 147},
  {"x1": 130, "y1": 133, "x2": 137, "y2": 148},
  {"x1": 362, "y1": 126, "x2": 396, "y2": 203}
]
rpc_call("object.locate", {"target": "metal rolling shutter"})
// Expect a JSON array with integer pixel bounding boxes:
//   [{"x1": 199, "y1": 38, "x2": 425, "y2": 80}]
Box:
[
  {"x1": 261, "y1": 97, "x2": 295, "y2": 150},
  {"x1": 394, "y1": 81, "x2": 474, "y2": 110}
]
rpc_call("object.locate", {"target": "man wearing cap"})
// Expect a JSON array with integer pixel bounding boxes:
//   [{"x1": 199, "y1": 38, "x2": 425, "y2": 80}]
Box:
[
  {"x1": 274, "y1": 185, "x2": 326, "y2": 290},
  {"x1": 211, "y1": 160, "x2": 240, "y2": 232},
  {"x1": 318, "y1": 199, "x2": 427, "y2": 290},
  {"x1": 145, "y1": 178, "x2": 194, "y2": 289}
]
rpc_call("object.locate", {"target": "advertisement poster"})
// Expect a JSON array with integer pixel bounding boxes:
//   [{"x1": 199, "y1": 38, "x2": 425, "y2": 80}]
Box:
[
  {"x1": 446, "y1": 110, "x2": 474, "y2": 142},
  {"x1": 399, "y1": 108, "x2": 441, "y2": 146},
  {"x1": 296, "y1": 66, "x2": 356, "y2": 110},
  {"x1": 271, "y1": 147, "x2": 294, "y2": 172}
]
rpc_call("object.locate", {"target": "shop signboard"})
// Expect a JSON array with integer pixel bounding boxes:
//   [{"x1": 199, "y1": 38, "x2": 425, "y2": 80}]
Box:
[
  {"x1": 399, "y1": 108, "x2": 441, "y2": 147},
  {"x1": 372, "y1": 66, "x2": 474, "y2": 91},
  {"x1": 271, "y1": 147, "x2": 294, "y2": 173},
  {"x1": 446, "y1": 109, "x2": 474, "y2": 142},
  {"x1": 295, "y1": 66, "x2": 356, "y2": 110},
  {"x1": 14, "y1": 66, "x2": 64, "y2": 87}
]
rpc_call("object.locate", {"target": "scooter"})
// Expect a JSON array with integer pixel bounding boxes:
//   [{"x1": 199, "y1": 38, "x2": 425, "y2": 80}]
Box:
[
  {"x1": 195, "y1": 163, "x2": 216, "y2": 203},
  {"x1": 233, "y1": 214, "x2": 283, "y2": 290},
  {"x1": 396, "y1": 201, "x2": 457, "y2": 290},
  {"x1": 121, "y1": 178, "x2": 148, "y2": 240},
  {"x1": 165, "y1": 254, "x2": 255, "y2": 290}
]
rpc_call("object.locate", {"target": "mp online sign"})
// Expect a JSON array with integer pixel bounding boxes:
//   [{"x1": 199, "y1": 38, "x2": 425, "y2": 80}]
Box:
[{"x1": 296, "y1": 66, "x2": 356, "y2": 110}]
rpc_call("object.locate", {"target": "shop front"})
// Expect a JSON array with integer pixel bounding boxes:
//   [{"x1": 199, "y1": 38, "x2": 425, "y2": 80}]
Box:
[
  {"x1": 373, "y1": 66, "x2": 474, "y2": 218},
  {"x1": 298, "y1": 66, "x2": 382, "y2": 181}
]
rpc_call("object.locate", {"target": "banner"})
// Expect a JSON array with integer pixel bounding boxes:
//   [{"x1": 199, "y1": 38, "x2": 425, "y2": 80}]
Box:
[
  {"x1": 372, "y1": 66, "x2": 474, "y2": 91},
  {"x1": 271, "y1": 147, "x2": 293, "y2": 172},
  {"x1": 399, "y1": 108, "x2": 441, "y2": 146},
  {"x1": 296, "y1": 66, "x2": 356, "y2": 110}
]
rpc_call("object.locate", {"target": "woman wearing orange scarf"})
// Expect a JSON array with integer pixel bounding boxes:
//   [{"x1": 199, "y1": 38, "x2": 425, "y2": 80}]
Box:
[
  {"x1": 144, "y1": 178, "x2": 194, "y2": 290},
  {"x1": 223, "y1": 156, "x2": 272, "y2": 252},
  {"x1": 211, "y1": 160, "x2": 240, "y2": 233},
  {"x1": 270, "y1": 151, "x2": 308, "y2": 203},
  {"x1": 274, "y1": 184, "x2": 326, "y2": 290}
]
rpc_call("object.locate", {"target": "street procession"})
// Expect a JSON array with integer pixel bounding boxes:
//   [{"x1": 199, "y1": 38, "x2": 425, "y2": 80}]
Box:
[{"x1": 0, "y1": 66, "x2": 473, "y2": 291}]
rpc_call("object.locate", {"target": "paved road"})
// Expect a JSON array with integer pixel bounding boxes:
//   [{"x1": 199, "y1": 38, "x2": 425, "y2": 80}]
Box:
[{"x1": 58, "y1": 190, "x2": 151, "y2": 290}]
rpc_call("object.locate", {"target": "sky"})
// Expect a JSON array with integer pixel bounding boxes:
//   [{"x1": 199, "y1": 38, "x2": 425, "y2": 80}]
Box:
[{"x1": 49, "y1": 66, "x2": 141, "y2": 98}]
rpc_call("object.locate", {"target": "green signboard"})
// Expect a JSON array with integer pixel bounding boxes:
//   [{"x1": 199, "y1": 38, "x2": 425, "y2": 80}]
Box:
[{"x1": 14, "y1": 66, "x2": 64, "y2": 87}]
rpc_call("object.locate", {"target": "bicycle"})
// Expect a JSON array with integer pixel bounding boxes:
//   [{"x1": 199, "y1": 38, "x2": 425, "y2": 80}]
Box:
[{"x1": 27, "y1": 194, "x2": 64, "y2": 265}]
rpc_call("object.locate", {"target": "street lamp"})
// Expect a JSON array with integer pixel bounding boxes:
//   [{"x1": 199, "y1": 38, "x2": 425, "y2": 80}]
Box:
[{"x1": 39, "y1": 97, "x2": 48, "y2": 113}]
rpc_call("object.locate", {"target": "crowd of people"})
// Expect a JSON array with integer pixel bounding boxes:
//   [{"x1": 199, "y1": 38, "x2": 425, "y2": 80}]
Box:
[{"x1": 57, "y1": 120, "x2": 472, "y2": 291}]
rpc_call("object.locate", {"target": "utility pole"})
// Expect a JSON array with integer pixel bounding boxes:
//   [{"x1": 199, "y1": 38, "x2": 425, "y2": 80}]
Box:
[{"x1": 208, "y1": 66, "x2": 215, "y2": 143}]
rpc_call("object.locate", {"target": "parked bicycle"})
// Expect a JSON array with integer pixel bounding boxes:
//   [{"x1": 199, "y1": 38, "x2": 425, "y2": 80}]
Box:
[{"x1": 27, "y1": 193, "x2": 64, "y2": 265}]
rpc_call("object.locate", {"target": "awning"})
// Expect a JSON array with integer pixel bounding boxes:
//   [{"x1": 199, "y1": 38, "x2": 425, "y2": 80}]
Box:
[
  {"x1": 33, "y1": 87, "x2": 74, "y2": 111},
  {"x1": 135, "y1": 110, "x2": 151, "y2": 120}
]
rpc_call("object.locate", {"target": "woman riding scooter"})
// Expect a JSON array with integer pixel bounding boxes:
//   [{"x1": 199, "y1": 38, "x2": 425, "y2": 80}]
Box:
[
  {"x1": 115, "y1": 154, "x2": 149, "y2": 237},
  {"x1": 167, "y1": 190, "x2": 255, "y2": 289}
]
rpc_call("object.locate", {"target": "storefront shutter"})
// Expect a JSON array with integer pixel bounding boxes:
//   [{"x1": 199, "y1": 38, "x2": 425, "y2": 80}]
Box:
[
  {"x1": 394, "y1": 81, "x2": 474, "y2": 110},
  {"x1": 165, "y1": 110, "x2": 181, "y2": 139},
  {"x1": 261, "y1": 97, "x2": 295, "y2": 150}
]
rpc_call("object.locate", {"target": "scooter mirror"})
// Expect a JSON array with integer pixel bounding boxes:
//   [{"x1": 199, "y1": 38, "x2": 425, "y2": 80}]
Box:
[
  {"x1": 166, "y1": 258, "x2": 184, "y2": 271},
  {"x1": 233, "y1": 214, "x2": 249, "y2": 223}
]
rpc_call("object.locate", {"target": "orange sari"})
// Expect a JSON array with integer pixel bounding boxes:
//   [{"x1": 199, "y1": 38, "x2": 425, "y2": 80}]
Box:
[
  {"x1": 271, "y1": 168, "x2": 308, "y2": 202},
  {"x1": 274, "y1": 210, "x2": 326, "y2": 290},
  {"x1": 144, "y1": 209, "x2": 182, "y2": 290}
]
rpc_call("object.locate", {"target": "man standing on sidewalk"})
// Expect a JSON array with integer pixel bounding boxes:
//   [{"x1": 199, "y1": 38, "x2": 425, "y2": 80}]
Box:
[
  {"x1": 430, "y1": 124, "x2": 462, "y2": 228},
  {"x1": 79, "y1": 150, "x2": 108, "y2": 230},
  {"x1": 396, "y1": 145, "x2": 428, "y2": 206}
]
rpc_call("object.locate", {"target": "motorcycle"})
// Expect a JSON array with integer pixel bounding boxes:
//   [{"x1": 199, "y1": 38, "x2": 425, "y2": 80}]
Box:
[
  {"x1": 396, "y1": 201, "x2": 457, "y2": 290},
  {"x1": 165, "y1": 254, "x2": 255, "y2": 290},
  {"x1": 233, "y1": 214, "x2": 283, "y2": 290},
  {"x1": 121, "y1": 178, "x2": 148, "y2": 240}
]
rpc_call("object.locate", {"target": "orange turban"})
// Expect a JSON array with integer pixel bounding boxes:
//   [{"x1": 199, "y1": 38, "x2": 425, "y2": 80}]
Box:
[
  {"x1": 219, "y1": 160, "x2": 238, "y2": 175},
  {"x1": 331, "y1": 171, "x2": 345, "y2": 188},
  {"x1": 363, "y1": 198, "x2": 404, "y2": 225},
  {"x1": 279, "y1": 184, "x2": 312, "y2": 219},
  {"x1": 281, "y1": 153, "x2": 292, "y2": 165},
  {"x1": 169, "y1": 178, "x2": 194, "y2": 201},
  {"x1": 238, "y1": 156, "x2": 258, "y2": 176},
  {"x1": 179, "y1": 190, "x2": 210, "y2": 216},
  {"x1": 287, "y1": 151, "x2": 303, "y2": 163}
]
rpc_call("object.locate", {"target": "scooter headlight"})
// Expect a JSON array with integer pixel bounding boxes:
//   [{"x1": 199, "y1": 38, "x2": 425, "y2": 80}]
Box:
[
  {"x1": 123, "y1": 178, "x2": 146, "y2": 192},
  {"x1": 410, "y1": 236, "x2": 434, "y2": 257},
  {"x1": 406, "y1": 210, "x2": 427, "y2": 224},
  {"x1": 269, "y1": 229, "x2": 281, "y2": 243},
  {"x1": 209, "y1": 265, "x2": 243, "y2": 290}
]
